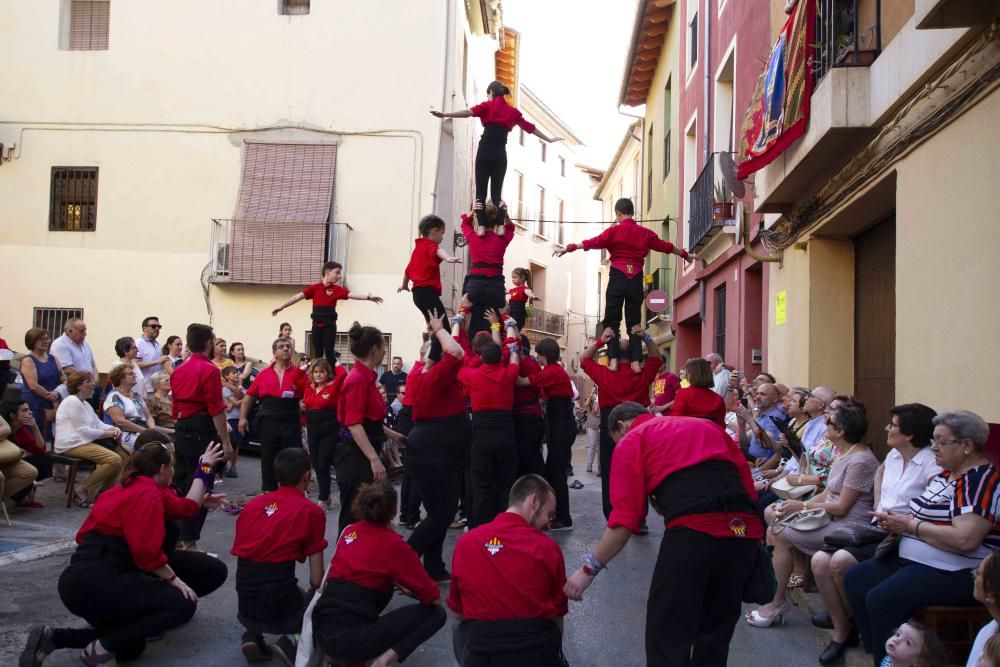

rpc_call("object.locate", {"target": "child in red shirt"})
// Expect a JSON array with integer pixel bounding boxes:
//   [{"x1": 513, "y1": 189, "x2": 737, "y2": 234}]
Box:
[
  {"x1": 507, "y1": 267, "x2": 541, "y2": 331},
  {"x1": 399, "y1": 214, "x2": 461, "y2": 357},
  {"x1": 270, "y1": 261, "x2": 384, "y2": 362}
]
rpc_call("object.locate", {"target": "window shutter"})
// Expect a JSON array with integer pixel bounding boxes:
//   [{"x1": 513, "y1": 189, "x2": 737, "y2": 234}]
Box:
[{"x1": 70, "y1": 1, "x2": 110, "y2": 51}]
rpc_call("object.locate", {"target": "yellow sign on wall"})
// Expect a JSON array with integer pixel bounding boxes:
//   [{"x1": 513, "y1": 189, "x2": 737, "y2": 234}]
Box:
[{"x1": 775, "y1": 290, "x2": 787, "y2": 325}]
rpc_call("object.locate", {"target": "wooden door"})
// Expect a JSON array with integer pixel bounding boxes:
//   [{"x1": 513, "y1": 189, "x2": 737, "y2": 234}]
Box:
[{"x1": 854, "y1": 217, "x2": 896, "y2": 457}]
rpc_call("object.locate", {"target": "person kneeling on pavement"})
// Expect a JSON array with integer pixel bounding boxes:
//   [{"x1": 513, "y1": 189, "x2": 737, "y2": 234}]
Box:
[{"x1": 231, "y1": 447, "x2": 328, "y2": 665}]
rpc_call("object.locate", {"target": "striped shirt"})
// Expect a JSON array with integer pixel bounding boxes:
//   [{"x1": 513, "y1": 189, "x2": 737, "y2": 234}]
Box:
[{"x1": 899, "y1": 464, "x2": 1000, "y2": 571}]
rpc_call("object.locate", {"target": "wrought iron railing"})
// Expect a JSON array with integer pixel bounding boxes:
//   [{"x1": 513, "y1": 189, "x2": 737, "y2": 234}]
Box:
[
  {"x1": 524, "y1": 307, "x2": 566, "y2": 337},
  {"x1": 688, "y1": 152, "x2": 738, "y2": 251},
  {"x1": 814, "y1": 0, "x2": 883, "y2": 83}
]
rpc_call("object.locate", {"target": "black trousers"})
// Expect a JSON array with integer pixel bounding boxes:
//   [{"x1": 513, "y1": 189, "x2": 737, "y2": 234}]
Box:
[
  {"x1": 412, "y1": 287, "x2": 446, "y2": 358},
  {"x1": 396, "y1": 407, "x2": 423, "y2": 523},
  {"x1": 453, "y1": 619, "x2": 567, "y2": 667},
  {"x1": 463, "y1": 274, "x2": 507, "y2": 340},
  {"x1": 56, "y1": 549, "x2": 227, "y2": 658},
  {"x1": 258, "y1": 416, "x2": 302, "y2": 493},
  {"x1": 334, "y1": 439, "x2": 375, "y2": 537},
  {"x1": 306, "y1": 412, "x2": 339, "y2": 502},
  {"x1": 508, "y1": 301, "x2": 527, "y2": 331},
  {"x1": 469, "y1": 412, "x2": 517, "y2": 528},
  {"x1": 513, "y1": 412, "x2": 545, "y2": 477},
  {"x1": 475, "y1": 141, "x2": 507, "y2": 208},
  {"x1": 544, "y1": 399, "x2": 575, "y2": 525},
  {"x1": 311, "y1": 325, "x2": 338, "y2": 361},
  {"x1": 315, "y1": 602, "x2": 446, "y2": 663},
  {"x1": 646, "y1": 529, "x2": 756, "y2": 667},
  {"x1": 599, "y1": 407, "x2": 616, "y2": 519},
  {"x1": 172, "y1": 415, "x2": 216, "y2": 541},
  {"x1": 603, "y1": 267, "x2": 645, "y2": 361}
]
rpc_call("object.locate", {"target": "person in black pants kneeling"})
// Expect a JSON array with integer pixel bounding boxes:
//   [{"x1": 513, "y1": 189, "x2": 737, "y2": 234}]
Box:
[
  {"x1": 312, "y1": 482, "x2": 446, "y2": 666},
  {"x1": 21, "y1": 441, "x2": 228, "y2": 666}
]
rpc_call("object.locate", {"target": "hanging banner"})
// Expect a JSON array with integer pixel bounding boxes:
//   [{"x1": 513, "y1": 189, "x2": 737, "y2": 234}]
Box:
[{"x1": 736, "y1": 0, "x2": 816, "y2": 180}]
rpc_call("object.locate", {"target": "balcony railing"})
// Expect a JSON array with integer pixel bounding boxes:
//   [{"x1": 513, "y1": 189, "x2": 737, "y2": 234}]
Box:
[
  {"x1": 210, "y1": 219, "x2": 352, "y2": 285},
  {"x1": 524, "y1": 307, "x2": 566, "y2": 337},
  {"x1": 688, "y1": 152, "x2": 736, "y2": 251},
  {"x1": 814, "y1": 0, "x2": 883, "y2": 83}
]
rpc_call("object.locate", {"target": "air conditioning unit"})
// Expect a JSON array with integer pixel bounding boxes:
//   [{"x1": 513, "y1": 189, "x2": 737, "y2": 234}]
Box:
[
  {"x1": 752, "y1": 347, "x2": 763, "y2": 365},
  {"x1": 216, "y1": 243, "x2": 230, "y2": 274}
]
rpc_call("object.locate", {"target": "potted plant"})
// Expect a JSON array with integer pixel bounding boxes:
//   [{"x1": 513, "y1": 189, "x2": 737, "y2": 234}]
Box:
[{"x1": 713, "y1": 181, "x2": 734, "y2": 221}]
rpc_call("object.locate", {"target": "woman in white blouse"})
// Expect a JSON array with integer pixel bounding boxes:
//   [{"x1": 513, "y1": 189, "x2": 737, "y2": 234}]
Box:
[
  {"x1": 112, "y1": 336, "x2": 148, "y2": 397},
  {"x1": 103, "y1": 364, "x2": 157, "y2": 453},
  {"x1": 809, "y1": 404, "x2": 941, "y2": 654},
  {"x1": 54, "y1": 372, "x2": 126, "y2": 507}
]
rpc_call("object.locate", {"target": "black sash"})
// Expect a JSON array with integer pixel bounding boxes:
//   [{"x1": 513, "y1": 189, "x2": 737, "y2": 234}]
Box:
[
  {"x1": 306, "y1": 409, "x2": 340, "y2": 437},
  {"x1": 471, "y1": 262, "x2": 503, "y2": 270},
  {"x1": 480, "y1": 124, "x2": 509, "y2": 145},
  {"x1": 459, "y1": 619, "x2": 567, "y2": 666},
  {"x1": 339, "y1": 419, "x2": 385, "y2": 448},
  {"x1": 259, "y1": 397, "x2": 300, "y2": 420},
  {"x1": 72, "y1": 533, "x2": 137, "y2": 571},
  {"x1": 545, "y1": 396, "x2": 573, "y2": 418},
  {"x1": 313, "y1": 578, "x2": 392, "y2": 625},
  {"x1": 652, "y1": 460, "x2": 757, "y2": 524},
  {"x1": 235, "y1": 559, "x2": 301, "y2": 623},
  {"x1": 311, "y1": 305, "x2": 338, "y2": 326}
]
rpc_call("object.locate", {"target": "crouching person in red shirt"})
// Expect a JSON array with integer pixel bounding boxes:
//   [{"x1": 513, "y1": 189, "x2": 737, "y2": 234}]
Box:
[
  {"x1": 448, "y1": 474, "x2": 570, "y2": 667},
  {"x1": 312, "y1": 482, "x2": 446, "y2": 667},
  {"x1": 22, "y1": 442, "x2": 228, "y2": 666},
  {"x1": 231, "y1": 448, "x2": 328, "y2": 665}
]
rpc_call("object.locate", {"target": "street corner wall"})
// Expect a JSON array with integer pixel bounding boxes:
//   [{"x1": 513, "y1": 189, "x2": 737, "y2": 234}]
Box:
[{"x1": 894, "y1": 87, "x2": 1000, "y2": 422}]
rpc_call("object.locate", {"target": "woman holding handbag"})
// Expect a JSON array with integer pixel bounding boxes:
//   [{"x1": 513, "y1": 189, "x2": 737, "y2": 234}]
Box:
[{"x1": 746, "y1": 404, "x2": 878, "y2": 636}]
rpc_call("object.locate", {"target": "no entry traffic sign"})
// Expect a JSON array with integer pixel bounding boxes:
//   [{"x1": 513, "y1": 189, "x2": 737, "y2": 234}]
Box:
[{"x1": 646, "y1": 290, "x2": 669, "y2": 313}]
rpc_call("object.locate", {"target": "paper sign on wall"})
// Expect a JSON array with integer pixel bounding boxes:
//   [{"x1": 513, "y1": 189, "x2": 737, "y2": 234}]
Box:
[{"x1": 775, "y1": 290, "x2": 787, "y2": 325}]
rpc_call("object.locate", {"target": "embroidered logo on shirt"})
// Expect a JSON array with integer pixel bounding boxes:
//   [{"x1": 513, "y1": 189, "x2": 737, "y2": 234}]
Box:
[
  {"x1": 484, "y1": 537, "x2": 504, "y2": 556},
  {"x1": 325, "y1": 288, "x2": 334, "y2": 296},
  {"x1": 200, "y1": 463, "x2": 213, "y2": 475},
  {"x1": 264, "y1": 502, "x2": 279, "y2": 517},
  {"x1": 344, "y1": 530, "x2": 358, "y2": 545},
  {"x1": 321, "y1": 393, "x2": 330, "y2": 400},
  {"x1": 626, "y1": 263, "x2": 634, "y2": 274},
  {"x1": 728, "y1": 517, "x2": 747, "y2": 537}
]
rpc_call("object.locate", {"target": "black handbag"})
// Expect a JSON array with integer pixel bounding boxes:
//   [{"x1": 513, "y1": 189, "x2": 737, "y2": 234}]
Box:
[
  {"x1": 742, "y1": 542, "x2": 777, "y2": 604},
  {"x1": 823, "y1": 524, "x2": 887, "y2": 548}
]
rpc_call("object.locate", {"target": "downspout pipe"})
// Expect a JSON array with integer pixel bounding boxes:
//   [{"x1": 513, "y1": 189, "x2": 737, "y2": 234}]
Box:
[{"x1": 703, "y1": 0, "x2": 711, "y2": 164}]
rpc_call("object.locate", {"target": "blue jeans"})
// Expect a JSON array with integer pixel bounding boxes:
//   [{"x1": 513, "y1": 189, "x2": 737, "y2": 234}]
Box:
[{"x1": 843, "y1": 556, "x2": 977, "y2": 665}]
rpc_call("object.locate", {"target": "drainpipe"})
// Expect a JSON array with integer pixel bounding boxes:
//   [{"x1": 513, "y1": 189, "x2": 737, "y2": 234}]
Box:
[{"x1": 703, "y1": 0, "x2": 711, "y2": 164}]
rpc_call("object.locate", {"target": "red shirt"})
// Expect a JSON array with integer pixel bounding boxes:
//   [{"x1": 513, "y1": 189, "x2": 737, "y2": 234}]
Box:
[
  {"x1": 247, "y1": 364, "x2": 309, "y2": 400},
  {"x1": 302, "y1": 368, "x2": 347, "y2": 412},
  {"x1": 338, "y1": 362, "x2": 387, "y2": 426},
  {"x1": 12, "y1": 425, "x2": 45, "y2": 456},
  {"x1": 411, "y1": 353, "x2": 466, "y2": 421},
  {"x1": 303, "y1": 282, "x2": 351, "y2": 328},
  {"x1": 448, "y1": 512, "x2": 568, "y2": 621},
  {"x1": 405, "y1": 238, "x2": 443, "y2": 294},
  {"x1": 170, "y1": 353, "x2": 227, "y2": 419},
  {"x1": 514, "y1": 355, "x2": 543, "y2": 417},
  {"x1": 528, "y1": 363, "x2": 574, "y2": 400},
  {"x1": 401, "y1": 361, "x2": 423, "y2": 407},
  {"x1": 328, "y1": 520, "x2": 440, "y2": 605},
  {"x1": 573, "y1": 218, "x2": 687, "y2": 278},
  {"x1": 77, "y1": 476, "x2": 200, "y2": 572},
  {"x1": 232, "y1": 486, "x2": 328, "y2": 563},
  {"x1": 470, "y1": 96, "x2": 536, "y2": 133},
  {"x1": 459, "y1": 362, "x2": 518, "y2": 412},
  {"x1": 669, "y1": 387, "x2": 727, "y2": 426},
  {"x1": 461, "y1": 214, "x2": 515, "y2": 277},
  {"x1": 581, "y1": 357, "x2": 662, "y2": 408},
  {"x1": 652, "y1": 370, "x2": 682, "y2": 407},
  {"x1": 608, "y1": 414, "x2": 763, "y2": 539},
  {"x1": 507, "y1": 285, "x2": 529, "y2": 303}
]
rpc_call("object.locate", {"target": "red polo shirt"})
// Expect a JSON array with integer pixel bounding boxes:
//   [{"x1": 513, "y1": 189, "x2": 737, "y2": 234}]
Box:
[
  {"x1": 328, "y1": 520, "x2": 440, "y2": 605},
  {"x1": 405, "y1": 238, "x2": 443, "y2": 294},
  {"x1": 461, "y1": 214, "x2": 515, "y2": 277},
  {"x1": 77, "y1": 476, "x2": 200, "y2": 572},
  {"x1": 303, "y1": 282, "x2": 351, "y2": 328},
  {"x1": 507, "y1": 285, "x2": 529, "y2": 303},
  {"x1": 302, "y1": 369, "x2": 346, "y2": 412},
  {"x1": 582, "y1": 357, "x2": 662, "y2": 408},
  {"x1": 669, "y1": 387, "x2": 726, "y2": 426},
  {"x1": 571, "y1": 218, "x2": 688, "y2": 278},
  {"x1": 247, "y1": 364, "x2": 309, "y2": 399},
  {"x1": 231, "y1": 486, "x2": 328, "y2": 563},
  {"x1": 411, "y1": 353, "x2": 466, "y2": 421},
  {"x1": 527, "y1": 363, "x2": 574, "y2": 400},
  {"x1": 470, "y1": 96, "x2": 536, "y2": 133},
  {"x1": 652, "y1": 370, "x2": 682, "y2": 407},
  {"x1": 458, "y1": 362, "x2": 518, "y2": 412},
  {"x1": 170, "y1": 353, "x2": 226, "y2": 419},
  {"x1": 338, "y1": 362, "x2": 387, "y2": 426},
  {"x1": 514, "y1": 355, "x2": 543, "y2": 417},
  {"x1": 401, "y1": 361, "x2": 423, "y2": 407},
  {"x1": 608, "y1": 414, "x2": 763, "y2": 539},
  {"x1": 448, "y1": 512, "x2": 568, "y2": 621}
]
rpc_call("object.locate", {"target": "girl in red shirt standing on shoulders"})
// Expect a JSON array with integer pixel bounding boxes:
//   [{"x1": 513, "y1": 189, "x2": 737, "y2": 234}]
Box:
[
  {"x1": 507, "y1": 267, "x2": 541, "y2": 331},
  {"x1": 302, "y1": 357, "x2": 347, "y2": 511}
]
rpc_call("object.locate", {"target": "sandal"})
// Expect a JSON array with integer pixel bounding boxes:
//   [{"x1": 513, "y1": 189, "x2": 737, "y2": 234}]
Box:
[
  {"x1": 80, "y1": 641, "x2": 116, "y2": 666},
  {"x1": 787, "y1": 573, "x2": 806, "y2": 588},
  {"x1": 19, "y1": 624, "x2": 54, "y2": 667},
  {"x1": 72, "y1": 493, "x2": 91, "y2": 509},
  {"x1": 570, "y1": 480, "x2": 584, "y2": 490}
]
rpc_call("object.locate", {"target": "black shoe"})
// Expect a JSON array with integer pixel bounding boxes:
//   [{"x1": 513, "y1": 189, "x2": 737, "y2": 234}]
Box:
[
  {"x1": 818, "y1": 640, "x2": 847, "y2": 666},
  {"x1": 429, "y1": 569, "x2": 451, "y2": 584},
  {"x1": 638, "y1": 523, "x2": 649, "y2": 536},
  {"x1": 272, "y1": 635, "x2": 297, "y2": 667},
  {"x1": 549, "y1": 520, "x2": 573, "y2": 532},
  {"x1": 20, "y1": 624, "x2": 54, "y2": 667},
  {"x1": 811, "y1": 611, "x2": 833, "y2": 629},
  {"x1": 566, "y1": 467, "x2": 575, "y2": 477},
  {"x1": 241, "y1": 632, "x2": 272, "y2": 663}
]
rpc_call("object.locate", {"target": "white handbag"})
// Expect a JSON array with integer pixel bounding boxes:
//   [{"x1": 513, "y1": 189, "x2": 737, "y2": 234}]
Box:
[
  {"x1": 770, "y1": 453, "x2": 817, "y2": 500},
  {"x1": 773, "y1": 507, "x2": 831, "y2": 533}
]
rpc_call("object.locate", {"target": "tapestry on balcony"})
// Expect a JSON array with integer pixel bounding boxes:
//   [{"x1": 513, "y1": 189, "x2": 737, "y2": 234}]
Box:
[{"x1": 736, "y1": 0, "x2": 815, "y2": 180}]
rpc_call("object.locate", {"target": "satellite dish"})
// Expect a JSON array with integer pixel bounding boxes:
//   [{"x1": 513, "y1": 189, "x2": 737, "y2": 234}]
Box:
[{"x1": 719, "y1": 152, "x2": 746, "y2": 199}]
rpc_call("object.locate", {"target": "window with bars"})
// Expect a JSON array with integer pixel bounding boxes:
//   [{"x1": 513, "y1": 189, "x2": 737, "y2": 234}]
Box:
[
  {"x1": 663, "y1": 130, "x2": 672, "y2": 179},
  {"x1": 69, "y1": 0, "x2": 110, "y2": 50},
  {"x1": 647, "y1": 124, "x2": 654, "y2": 211},
  {"x1": 50, "y1": 167, "x2": 98, "y2": 231},
  {"x1": 280, "y1": 0, "x2": 310, "y2": 15},
  {"x1": 663, "y1": 79, "x2": 672, "y2": 179},
  {"x1": 34, "y1": 307, "x2": 84, "y2": 341},
  {"x1": 689, "y1": 12, "x2": 699, "y2": 70},
  {"x1": 536, "y1": 186, "x2": 546, "y2": 238},
  {"x1": 302, "y1": 332, "x2": 392, "y2": 375},
  {"x1": 714, "y1": 284, "x2": 727, "y2": 355}
]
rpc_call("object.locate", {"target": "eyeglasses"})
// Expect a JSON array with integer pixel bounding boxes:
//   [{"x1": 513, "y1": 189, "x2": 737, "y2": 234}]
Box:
[
  {"x1": 825, "y1": 418, "x2": 836, "y2": 427},
  {"x1": 885, "y1": 422, "x2": 900, "y2": 431},
  {"x1": 931, "y1": 437, "x2": 965, "y2": 446}
]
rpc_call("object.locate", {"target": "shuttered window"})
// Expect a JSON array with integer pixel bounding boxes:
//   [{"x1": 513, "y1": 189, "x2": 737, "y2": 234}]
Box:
[
  {"x1": 70, "y1": 1, "x2": 110, "y2": 50},
  {"x1": 229, "y1": 142, "x2": 338, "y2": 285},
  {"x1": 50, "y1": 167, "x2": 98, "y2": 231},
  {"x1": 34, "y1": 308, "x2": 84, "y2": 341},
  {"x1": 281, "y1": 0, "x2": 310, "y2": 15}
]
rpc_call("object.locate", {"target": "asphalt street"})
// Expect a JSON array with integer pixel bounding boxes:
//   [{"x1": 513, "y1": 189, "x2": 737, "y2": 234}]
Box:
[{"x1": 0, "y1": 435, "x2": 829, "y2": 666}]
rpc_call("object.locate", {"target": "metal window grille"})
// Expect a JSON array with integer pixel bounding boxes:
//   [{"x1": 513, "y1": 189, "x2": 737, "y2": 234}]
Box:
[
  {"x1": 714, "y1": 284, "x2": 726, "y2": 355},
  {"x1": 281, "y1": 0, "x2": 310, "y2": 15},
  {"x1": 50, "y1": 167, "x2": 98, "y2": 231},
  {"x1": 70, "y1": 0, "x2": 110, "y2": 50},
  {"x1": 302, "y1": 332, "x2": 392, "y2": 376},
  {"x1": 690, "y1": 12, "x2": 699, "y2": 68},
  {"x1": 33, "y1": 307, "x2": 84, "y2": 341}
]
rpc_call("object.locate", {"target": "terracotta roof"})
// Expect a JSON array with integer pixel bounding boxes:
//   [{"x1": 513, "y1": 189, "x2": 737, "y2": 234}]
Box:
[
  {"x1": 619, "y1": 0, "x2": 675, "y2": 107},
  {"x1": 495, "y1": 27, "x2": 520, "y2": 106}
]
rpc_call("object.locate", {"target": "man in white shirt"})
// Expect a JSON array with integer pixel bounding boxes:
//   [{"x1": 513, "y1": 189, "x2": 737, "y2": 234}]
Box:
[
  {"x1": 50, "y1": 318, "x2": 98, "y2": 379},
  {"x1": 135, "y1": 316, "x2": 168, "y2": 392},
  {"x1": 706, "y1": 353, "x2": 731, "y2": 397}
]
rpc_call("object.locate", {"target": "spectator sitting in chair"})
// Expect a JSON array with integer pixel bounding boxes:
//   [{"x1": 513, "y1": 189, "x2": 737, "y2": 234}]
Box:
[
  {"x1": 104, "y1": 364, "x2": 158, "y2": 454},
  {"x1": 112, "y1": 337, "x2": 149, "y2": 398},
  {"x1": 147, "y1": 372, "x2": 176, "y2": 431},
  {"x1": 0, "y1": 413, "x2": 39, "y2": 511},
  {"x1": 2, "y1": 398, "x2": 52, "y2": 504}
]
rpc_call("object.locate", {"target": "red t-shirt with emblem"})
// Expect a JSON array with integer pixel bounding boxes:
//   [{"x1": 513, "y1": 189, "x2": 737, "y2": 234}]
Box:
[
  {"x1": 507, "y1": 285, "x2": 529, "y2": 303},
  {"x1": 338, "y1": 362, "x2": 387, "y2": 426},
  {"x1": 448, "y1": 511, "x2": 568, "y2": 621},
  {"x1": 575, "y1": 218, "x2": 687, "y2": 278},
  {"x1": 470, "y1": 96, "x2": 536, "y2": 133},
  {"x1": 458, "y1": 362, "x2": 518, "y2": 411},
  {"x1": 405, "y1": 238, "x2": 444, "y2": 295},
  {"x1": 582, "y1": 357, "x2": 662, "y2": 408},
  {"x1": 170, "y1": 352, "x2": 227, "y2": 420},
  {"x1": 410, "y1": 353, "x2": 466, "y2": 421},
  {"x1": 302, "y1": 368, "x2": 347, "y2": 412},
  {"x1": 527, "y1": 363, "x2": 574, "y2": 400},
  {"x1": 247, "y1": 364, "x2": 309, "y2": 400},
  {"x1": 302, "y1": 282, "x2": 351, "y2": 328},
  {"x1": 231, "y1": 486, "x2": 328, "y2": 563}
]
